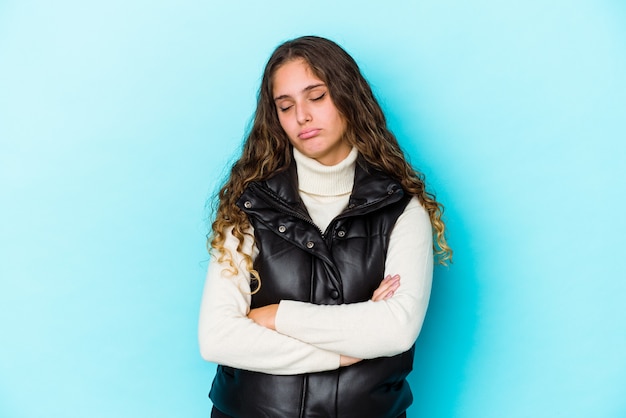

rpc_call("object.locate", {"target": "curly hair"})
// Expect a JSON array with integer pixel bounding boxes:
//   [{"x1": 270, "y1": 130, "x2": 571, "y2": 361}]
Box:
[{"x1": 209, "y1": 36, "x2": 452, "y2": 285}]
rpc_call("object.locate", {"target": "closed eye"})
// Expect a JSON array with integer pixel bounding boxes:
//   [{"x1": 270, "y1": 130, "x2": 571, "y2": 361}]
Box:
[
  {"x1": 311, "y1": 92, "x2": 326, "y2": 101},
  {"x1": 279, "y1": 105, "x2": 293, "y2": 112}
]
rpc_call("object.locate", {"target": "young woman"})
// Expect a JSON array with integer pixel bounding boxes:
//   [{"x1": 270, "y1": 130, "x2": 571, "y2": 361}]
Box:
[{"x1": 199, "y1": 36, "x2": 451, "y2": 418}]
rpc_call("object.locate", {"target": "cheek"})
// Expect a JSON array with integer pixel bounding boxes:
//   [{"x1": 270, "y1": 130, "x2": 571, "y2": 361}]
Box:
[
  {"x1": 329, "y1": 110, "x2": 347, "y2": 133},
  {"x1": 325, "y1": 105, "x2": 344, "y2": 129},
  {"x1": 277, "y1": 113, "x2": 295, "y2": 135}
]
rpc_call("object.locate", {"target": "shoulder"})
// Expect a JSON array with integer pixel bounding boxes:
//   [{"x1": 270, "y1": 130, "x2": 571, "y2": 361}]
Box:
[{"x1": 397, "y1": 196, "x2": 431, "y2": 229}]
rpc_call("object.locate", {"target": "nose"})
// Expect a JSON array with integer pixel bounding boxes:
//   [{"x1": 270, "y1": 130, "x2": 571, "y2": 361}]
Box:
[{"x1": 295, "y1": 102, "x2": 311, "y2": 125}]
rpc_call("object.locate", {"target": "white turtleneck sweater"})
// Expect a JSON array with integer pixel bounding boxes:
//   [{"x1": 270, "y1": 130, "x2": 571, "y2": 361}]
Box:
[{"x1": 198, "y1": 148, "x2": 433, "y2": 375}]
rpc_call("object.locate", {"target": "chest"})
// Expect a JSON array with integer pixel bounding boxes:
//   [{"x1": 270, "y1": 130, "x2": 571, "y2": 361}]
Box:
[{"x1": 249, "y1": 207, "x2": 403, "y2": 308}]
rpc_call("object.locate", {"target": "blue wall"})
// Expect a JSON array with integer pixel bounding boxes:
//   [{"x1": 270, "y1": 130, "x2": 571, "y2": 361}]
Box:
[{"x1": 1, "y1": 1, "x2": 625, "y2": 417}]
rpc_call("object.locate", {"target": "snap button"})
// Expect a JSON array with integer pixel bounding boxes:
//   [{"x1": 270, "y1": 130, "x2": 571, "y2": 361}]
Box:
[
  {"x1": 244, "y1": 201, "x2": 252, "y2": 208},
  {"x1": 330, "y1": 290, "x2": 340, "y2": 299},
  {"x1": 337, "y1": 230, "x2": 346, "y2": 238},
  {"x1": 278, "y1": 225, "x2": 286, "y2": 233},
  {"x1": 306, "y1": 241, "x2": 315, "y2": 249}
]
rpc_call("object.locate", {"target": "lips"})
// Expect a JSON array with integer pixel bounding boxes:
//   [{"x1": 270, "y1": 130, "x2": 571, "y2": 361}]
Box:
[{"x1": 298, "y1": 128, "x2": 321, "y2": 139}]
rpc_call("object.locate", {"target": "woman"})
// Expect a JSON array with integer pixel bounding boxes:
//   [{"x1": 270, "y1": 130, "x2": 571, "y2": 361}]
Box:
[{"x1": 199, "y1": 36, "x2": 451, "y2": 418}]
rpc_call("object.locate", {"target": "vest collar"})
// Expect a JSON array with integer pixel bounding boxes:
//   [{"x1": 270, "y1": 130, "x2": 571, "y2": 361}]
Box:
[{"x1": 249, "y1": 152, "x2": 405, "y2": 217}]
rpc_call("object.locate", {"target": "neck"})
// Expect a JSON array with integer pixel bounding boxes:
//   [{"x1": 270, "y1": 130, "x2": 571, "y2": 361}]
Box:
[{"x1": 293, "y1": 147, "x2": 358, "y2": 196}]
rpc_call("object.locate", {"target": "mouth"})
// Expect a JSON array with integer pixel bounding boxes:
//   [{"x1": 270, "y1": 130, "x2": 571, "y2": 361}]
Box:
[{"x1": 298, "y1": 128, "x2": 321, "y2": 139}]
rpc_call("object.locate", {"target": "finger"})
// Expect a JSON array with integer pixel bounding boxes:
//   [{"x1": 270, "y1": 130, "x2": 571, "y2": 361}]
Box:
[
  {"x1": 378, "y1": 274, "x2": 393, "y2": 286},
  {"x1": 371, "y1": 277, "x2": 400, "y2": 301},
  {"x1": 381, "y1": 281, "x2": 400, "y2": 300},
  {"x1": 371, "y1": 281, "x2": 394, "y2": 300},
  {"x1": 373, "y1": 276, "x2": 399, "y2": 296}
]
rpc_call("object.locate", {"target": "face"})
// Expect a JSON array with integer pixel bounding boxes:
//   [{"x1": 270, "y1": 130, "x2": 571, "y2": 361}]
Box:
[{"x1": 272, "y1": 59, "x2": 350, "y2": 166}]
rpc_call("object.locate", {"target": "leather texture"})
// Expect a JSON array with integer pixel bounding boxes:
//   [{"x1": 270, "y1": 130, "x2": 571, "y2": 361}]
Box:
[{"x1": 209, "y1": 156, "x2": 414, "y2": 418}]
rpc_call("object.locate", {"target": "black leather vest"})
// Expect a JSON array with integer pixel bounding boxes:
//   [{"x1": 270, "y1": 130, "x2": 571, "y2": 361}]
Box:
[{"x1": 209, "y1": 157, "x2": 414, "y2": 418}]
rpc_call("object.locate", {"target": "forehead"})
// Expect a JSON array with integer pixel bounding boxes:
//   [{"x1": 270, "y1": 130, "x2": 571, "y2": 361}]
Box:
[{"x1": 272, "y1": 59, "x2": 324, "y2": 95}]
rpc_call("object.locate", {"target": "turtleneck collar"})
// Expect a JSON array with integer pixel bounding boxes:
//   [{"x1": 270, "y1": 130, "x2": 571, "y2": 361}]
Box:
[{"x1": 292, "y1": 147, "x2": 358, "y2": 196}]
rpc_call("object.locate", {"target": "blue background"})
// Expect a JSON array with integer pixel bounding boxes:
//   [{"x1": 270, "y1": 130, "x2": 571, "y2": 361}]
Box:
[{"x1": 1, "y1": 1, "x2": 625, "y2": 417}]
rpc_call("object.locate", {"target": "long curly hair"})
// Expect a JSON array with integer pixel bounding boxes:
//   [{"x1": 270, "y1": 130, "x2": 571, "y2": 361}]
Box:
[{"x1": 209, "y1": 36, "x2": 452, "y2": 283}]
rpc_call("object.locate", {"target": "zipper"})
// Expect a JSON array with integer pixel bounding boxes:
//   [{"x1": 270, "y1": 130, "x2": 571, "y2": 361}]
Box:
[
  {"x1": 334, "y1": 188, "x2": 401, "y2": 221},
  {"x1": 248, "y1": 183, "x2": 402, "y2": 239},
  {"x1": 249, "y1": 183, "x2": 326, "y2": 237}
]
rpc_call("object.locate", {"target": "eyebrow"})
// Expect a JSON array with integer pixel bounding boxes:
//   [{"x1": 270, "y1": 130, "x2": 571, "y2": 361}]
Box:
[{"x1": 273, "y1": 83, "x2": 326, "y2": 101}]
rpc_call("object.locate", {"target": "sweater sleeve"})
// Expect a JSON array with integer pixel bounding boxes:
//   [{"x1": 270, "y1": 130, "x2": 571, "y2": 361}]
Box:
[
  {"x1": 198, "y1": 227, "x2": 341, "y2": 375},
  {"x1": 274, "y1": 197, "x2": 433, "y2": 359}
]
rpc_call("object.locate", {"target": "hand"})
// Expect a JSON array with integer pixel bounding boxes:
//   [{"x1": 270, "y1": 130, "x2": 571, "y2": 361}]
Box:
[
  {"x1": 340, "y1": 354, "x2": 362, "y2": 367},
  {"x1": 371, "y1": 274, "x2": 400, "y2": 301},
  {"x1": 247, "y1": 304, "x2": 279, "y2": 330}
]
